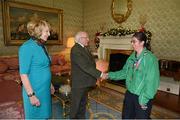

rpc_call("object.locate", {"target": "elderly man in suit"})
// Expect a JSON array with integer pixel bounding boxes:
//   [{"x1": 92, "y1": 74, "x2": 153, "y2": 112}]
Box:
[{"x1": 70, "y1": 31, "x2": 107, "y2": 119}]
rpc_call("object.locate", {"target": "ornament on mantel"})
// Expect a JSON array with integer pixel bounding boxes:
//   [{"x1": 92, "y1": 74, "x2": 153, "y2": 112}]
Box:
[
  {"x1": 94, "y1": 31, "x2": 101, "y2": 49},
  {"x1": 94, "y1": 22, "x2": 106, "y2": 49},
  {"x1": 139, "y1": 14, "x2": 147, "y2": 32}
]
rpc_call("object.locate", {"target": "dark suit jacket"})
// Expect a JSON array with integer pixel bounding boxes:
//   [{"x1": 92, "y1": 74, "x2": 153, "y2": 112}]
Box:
[{"x1": 70, "y1": 43, "x2": 101, "y2": 88}]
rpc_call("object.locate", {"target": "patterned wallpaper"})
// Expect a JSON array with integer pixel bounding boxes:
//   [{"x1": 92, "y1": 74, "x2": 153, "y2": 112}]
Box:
[
  {"x1": 84, "y1": 0, "x2": 180, "y2": 61},
  {"x1": 0, "y1": 0, "x2": 83, "y2": 56},
  {"x1": 0, "y1": 0, "x2": 180, "y2": 61}
]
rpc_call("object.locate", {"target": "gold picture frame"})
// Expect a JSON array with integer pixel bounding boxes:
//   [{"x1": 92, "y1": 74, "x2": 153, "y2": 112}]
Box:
[
  {"x1": 111, "y1": 0, "x2": 133, "y2": 24},
  {"x1": 2, "y1": 0, "x2": 63, "y2": 46}
]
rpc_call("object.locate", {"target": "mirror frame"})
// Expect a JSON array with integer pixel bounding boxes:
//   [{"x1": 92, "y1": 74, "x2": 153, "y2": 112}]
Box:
[{"x1": 111, "y1": 0, "x2": 133, "y2": 24}]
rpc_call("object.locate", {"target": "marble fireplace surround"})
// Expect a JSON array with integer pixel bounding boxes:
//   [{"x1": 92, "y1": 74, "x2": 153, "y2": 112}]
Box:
[
  {"x1": 97, "y1": 35, "x2": 133, "y2": 60},
  {"x1": 97, "y1": 36, "x2": 180, "y2": 96}
]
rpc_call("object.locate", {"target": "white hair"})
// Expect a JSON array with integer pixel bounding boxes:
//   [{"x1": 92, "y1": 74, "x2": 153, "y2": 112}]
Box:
[{"x1": 75, "y1": 31, "x2": 87, "y2": 43}]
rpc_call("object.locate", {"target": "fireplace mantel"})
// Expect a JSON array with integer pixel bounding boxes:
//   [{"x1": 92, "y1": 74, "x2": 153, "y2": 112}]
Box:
[{"x1": 97, "y1": 35, "x2": 133, "y2": 59}]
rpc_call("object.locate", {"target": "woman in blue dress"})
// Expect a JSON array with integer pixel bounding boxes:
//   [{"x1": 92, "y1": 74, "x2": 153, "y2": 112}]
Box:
[{"x1": 19, "y1": 20, "x2": 55, "y2": 119}]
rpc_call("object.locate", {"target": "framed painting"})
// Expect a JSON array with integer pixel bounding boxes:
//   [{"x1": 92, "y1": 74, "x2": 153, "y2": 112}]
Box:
[{"x1": 2, "y1": 0, "x2": 63, "y2": 46}]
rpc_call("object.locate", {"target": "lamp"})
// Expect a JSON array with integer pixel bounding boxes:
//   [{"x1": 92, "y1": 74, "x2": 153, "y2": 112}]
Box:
[
  {"x1": 67, "y1": 37, "x2": 75, "y2": 48},
  {"x1": 64, "y1": 37, "x2": 75, "y2": 62}
]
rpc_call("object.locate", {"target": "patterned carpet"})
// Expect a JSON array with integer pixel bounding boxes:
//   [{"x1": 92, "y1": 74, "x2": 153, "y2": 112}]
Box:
[
  {"x1": 88, "y1": 87, "x2": 180, "y2": 119},
  {"x1": 0, "y1": 101, "x2": 24, "y2": 119},
  {"x1": 1, "y1": 87, "x2": 180, "y2": 119}
]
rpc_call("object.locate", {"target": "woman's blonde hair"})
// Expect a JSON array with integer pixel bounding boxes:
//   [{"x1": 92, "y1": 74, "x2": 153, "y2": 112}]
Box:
[{"x1": 27, "y1": 19, "x2": 51, "y2": 39}]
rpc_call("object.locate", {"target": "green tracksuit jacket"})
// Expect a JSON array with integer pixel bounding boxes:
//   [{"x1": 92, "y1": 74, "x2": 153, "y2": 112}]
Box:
[{"x1": 109, "y1": 48, "x2": 160, "y2": 105}]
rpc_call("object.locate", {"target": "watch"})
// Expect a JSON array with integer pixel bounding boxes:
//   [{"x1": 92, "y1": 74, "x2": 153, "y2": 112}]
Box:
[{"x1": 27, "y1": 92, "x2": 35, "y2": 97}]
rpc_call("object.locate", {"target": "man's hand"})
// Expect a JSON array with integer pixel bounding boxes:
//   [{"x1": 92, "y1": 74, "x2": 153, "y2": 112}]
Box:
[{"x1": 96, "y1": 79, "x2": 101, "y2": 86}]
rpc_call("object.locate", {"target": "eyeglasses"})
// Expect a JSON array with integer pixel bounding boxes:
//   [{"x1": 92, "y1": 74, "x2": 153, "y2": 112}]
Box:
[
  {"x1": 131, "y1": 40, "x2": 139, "y2": 44},
  {"x1": 80, "y1": 37, "x2": 89, "y2": 39}
]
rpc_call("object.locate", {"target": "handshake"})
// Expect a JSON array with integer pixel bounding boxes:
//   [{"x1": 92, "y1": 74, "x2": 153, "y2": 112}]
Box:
[
  {"x1": 101, "y1": 72, "x2": 109, "y2": 80},
  {"x1": 96, "y1": 59, "x2": 109, "y2": 86},
  {"x1": 96, "y1": 72, "x2": 109, "y2": 86}
]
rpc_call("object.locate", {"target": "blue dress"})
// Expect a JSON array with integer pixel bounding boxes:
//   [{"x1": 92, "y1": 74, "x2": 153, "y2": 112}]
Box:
[{"x1": 19, "y1": 38, "x2": 52, "y2": 119}]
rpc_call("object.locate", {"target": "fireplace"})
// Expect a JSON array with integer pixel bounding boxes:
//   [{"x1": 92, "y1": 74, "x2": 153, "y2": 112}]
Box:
[
  {"x1": 98, "y1": 36, "x2": 133, "y2": 87},
  {"x1": 97, "y1": 35, "x2": 133, "y2": 60},
  {"x1": 108, "y1": 50, "x2": 132, "y2": 86}
]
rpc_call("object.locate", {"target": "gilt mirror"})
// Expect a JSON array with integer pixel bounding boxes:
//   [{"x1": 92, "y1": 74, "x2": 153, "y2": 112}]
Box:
[{"x1": 111, "y1": 0, "x2": 133, "y2": 24}]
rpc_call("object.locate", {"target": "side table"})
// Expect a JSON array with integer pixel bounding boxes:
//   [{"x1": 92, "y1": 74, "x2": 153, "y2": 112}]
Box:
[
  {"x1": 53, "y1": 91, "x2": 95, "y2": 119},
  {"x1": 52, "y1": 74, "x2": 71, "y2": 118},
  {"x1": 52, "y1": 74, "x2": 70, "y2": 90},
  {"x1": 53, "y1": 91, "x2": 71, "y2": 118}
]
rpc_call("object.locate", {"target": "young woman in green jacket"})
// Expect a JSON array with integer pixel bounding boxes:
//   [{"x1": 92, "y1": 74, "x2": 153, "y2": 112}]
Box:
[{"x1": 108, "y1": 32, "x2": 160, "y2": 119}]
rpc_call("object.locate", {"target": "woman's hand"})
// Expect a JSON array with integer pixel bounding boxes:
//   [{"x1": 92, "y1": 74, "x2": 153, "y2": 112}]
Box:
[
  {"x1": 51, "y1": 84, "x2": 55, "y2": 94},
  {"x1": 140, "y1": 104, "x2": 148, "y2": 110},
  {"x1": 29, "y1": 96, "x2": 40, "y2": 107}
]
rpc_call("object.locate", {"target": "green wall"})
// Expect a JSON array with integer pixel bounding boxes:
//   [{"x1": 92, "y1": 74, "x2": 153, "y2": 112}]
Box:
[
  {"x1": 84, "y1": 0, "x2": 180, "y2": 61},
  {"x1": 0, "y1": 0, "x2": 180, "y2": 61},
  {"x1": 0, "y1": 0, "x2": 83, "y2": 56}
]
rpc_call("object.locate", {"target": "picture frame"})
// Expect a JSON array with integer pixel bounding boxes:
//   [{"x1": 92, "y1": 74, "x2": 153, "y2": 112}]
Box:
[{"x1": 2, "y1": 0, "x2": 63, "y2": 46}]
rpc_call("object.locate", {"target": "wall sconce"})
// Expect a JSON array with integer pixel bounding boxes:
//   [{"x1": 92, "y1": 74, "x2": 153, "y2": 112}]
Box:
[{"x1": 67, "y1": 37, "x2": 75, "y2": 48}]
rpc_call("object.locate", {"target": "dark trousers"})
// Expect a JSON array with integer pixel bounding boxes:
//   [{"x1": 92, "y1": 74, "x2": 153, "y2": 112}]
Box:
[
  {"x1": 122, "y1": 90, "x2": 152, "y2": 119},
  {"x1": 70, "y1": 87, "x2": 89, "y2": 119}
]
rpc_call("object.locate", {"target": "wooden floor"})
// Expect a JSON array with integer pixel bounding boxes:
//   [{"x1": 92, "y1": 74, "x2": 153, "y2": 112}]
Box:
[
  {"x1": 153, "y1": 91, "x2": 180, "y2": 114},
  {"x1": 104, "y1": 83, "x2": 180, "y2": 114}
]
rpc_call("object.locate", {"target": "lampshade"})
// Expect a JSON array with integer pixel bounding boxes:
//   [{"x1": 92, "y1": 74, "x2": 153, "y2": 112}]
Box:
[{"x1": 67, "y1": 37, "x2": 75, "y2": 48}]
